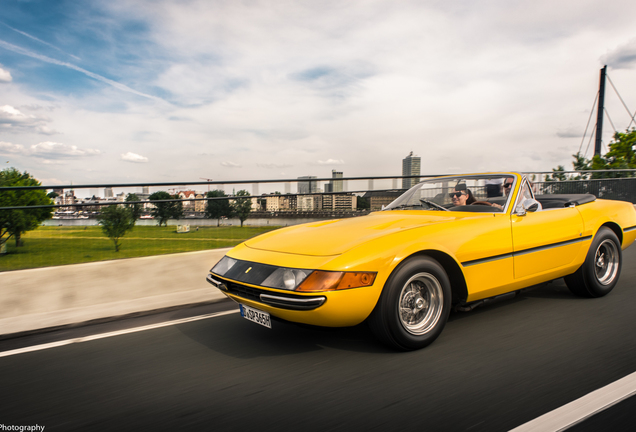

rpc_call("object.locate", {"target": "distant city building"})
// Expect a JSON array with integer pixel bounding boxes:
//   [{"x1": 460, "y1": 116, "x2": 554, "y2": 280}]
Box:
[
  {"x1": 265, "y1": 194, "x2": 297, "y2": 212},
  {"x1": 298, "y1": 176, "x2": 318, "y2": 194},
  {"x1": 55, "y1": 190, "x2": 77, "y2": 211},
  {"x1": 362, "y1": 190, "x2": 404, "y2": 211},
  {"x1": 177, "y1": 190, "x2": 205, "y2": 212},
  {"x1": 282, "y1": 194, "x2": 297, "y2": 211},
  {"x1": 251, "y1": 197, "x2": 262, "y2": 212},
  {"x1": 402, "y1": 151, "x2": 421, "y2": 189},
  {"x1": 330, "y1": 170, "x2": 344, "y2": 193},
  {"x1": 297, "y1": 195, "x2": 322, "y2": 211},
  {"x1": 104, "y1": 187, "x2": 113, "y2": 198},
  {"x1": 266, "y1": 195, "x2": 281, "y2": 212},
  {"x1": 142, "y1": 186, "x2": 150, "y2": 195},
  {"x1": 322, "y1": 194, "x2": 357, "y2": 211}
]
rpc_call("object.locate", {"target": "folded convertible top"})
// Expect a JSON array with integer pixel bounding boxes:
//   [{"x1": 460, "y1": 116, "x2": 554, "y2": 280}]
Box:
[{"x1": 535, "y1": 194, "x2": 597, "y2": 208}]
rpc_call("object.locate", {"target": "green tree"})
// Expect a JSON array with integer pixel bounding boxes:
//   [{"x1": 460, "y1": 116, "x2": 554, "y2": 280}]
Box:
[
  {"x1": 356, "y1": 196, "x2": 370, "y2": 210},
  {"x1": 572, "y1": 153, "x2": 590, "y2": 179},
  {"x1": 148, "y1": 191, "x2": 183, "y2": 227},
  {"x1": 232, "y1": 190, "x2": 252, "y2": 227},
  {"x1": 125, "y1": 193, "x2": 142, "y2": 221},
  {"x1": 97, "y1": 205, "x2": 135, "y2": 252},
  {"x1": 545, "y1": 165, "x2": 567, "y2": 182},
  {"x1": 557, "y1": 129, "x2": 636, "y2": 179},
  {"x1": 0, "y1": 168, "x2": 53, "y2": 249},
  {"x1": 204, "y1": 190, "x2": 232, "y2": 227}
]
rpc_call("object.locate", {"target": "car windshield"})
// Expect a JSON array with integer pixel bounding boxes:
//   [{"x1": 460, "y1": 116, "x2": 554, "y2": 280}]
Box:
[{"x1": 383, "y1": 174, "x2": 516, "y2": 212}]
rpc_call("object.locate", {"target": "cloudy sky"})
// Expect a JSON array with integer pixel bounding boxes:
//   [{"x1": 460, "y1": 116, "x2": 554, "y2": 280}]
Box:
[{"x1": 1, "y1": 0, "x2": 636, "y2": 192}]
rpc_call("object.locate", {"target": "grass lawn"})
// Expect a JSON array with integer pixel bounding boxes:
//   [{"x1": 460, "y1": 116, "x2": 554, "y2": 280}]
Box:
[{"x1": 0, "y1": 225, "x2": 281, "y2": 272}]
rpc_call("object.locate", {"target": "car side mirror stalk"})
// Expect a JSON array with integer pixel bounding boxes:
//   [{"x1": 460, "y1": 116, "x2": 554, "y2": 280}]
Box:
[{"x1": 516, "y1": 198, "x2": 540, "y2": 216}]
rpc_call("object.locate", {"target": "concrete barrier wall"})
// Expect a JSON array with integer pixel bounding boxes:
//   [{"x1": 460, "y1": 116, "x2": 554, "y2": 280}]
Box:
[{"x1": 0, "y1": 248, "x2": 231, "y2": 336}]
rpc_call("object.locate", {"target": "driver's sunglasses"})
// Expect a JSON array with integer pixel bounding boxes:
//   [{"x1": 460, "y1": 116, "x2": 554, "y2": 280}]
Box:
[
  {"x1": 503, "y1": 182, "x2": 513, "y2": 188},
  {"x1": 449, "y1": 192, "x2": 465, "y2": 198}
]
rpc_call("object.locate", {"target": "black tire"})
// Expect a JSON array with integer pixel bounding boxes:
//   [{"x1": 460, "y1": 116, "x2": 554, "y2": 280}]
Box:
[
  {"x1": 368, "y1": 256, "x2": 452, "y2": 351},
  {"x1": 565, "y1": 227, "x2": 622, "y2": 298}
]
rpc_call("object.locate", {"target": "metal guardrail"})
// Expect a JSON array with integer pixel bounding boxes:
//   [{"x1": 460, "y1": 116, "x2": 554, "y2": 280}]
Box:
[{"x1": 3, "y1": 171, "x2": 636, "y2": 212}]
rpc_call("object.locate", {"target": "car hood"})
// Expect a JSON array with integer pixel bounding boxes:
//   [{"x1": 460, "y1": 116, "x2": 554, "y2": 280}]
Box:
[{"x1": 244, "y1": 211, "x2": 469, "y2": 256}]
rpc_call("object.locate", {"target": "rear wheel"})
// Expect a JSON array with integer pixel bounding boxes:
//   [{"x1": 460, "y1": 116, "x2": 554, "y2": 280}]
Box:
[
  {"x1": 565, "y1": 227, "x2": 622, "y2": 298},
  {"x1": 369, "y1": 256, "x2": 451, "y2": 351}
]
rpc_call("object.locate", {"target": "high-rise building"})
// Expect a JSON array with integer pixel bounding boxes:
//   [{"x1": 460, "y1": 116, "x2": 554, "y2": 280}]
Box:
[
  {"x1": 104, "y1": 187, "x2": 113, "y2": 198},
  {"x1": 297, "y1": 176, "x2": 318, "y2": 194},
  {"x1": 402, "y1": 151, "x2": 421, "y2": 189},
  {"x1": 331, "y1": 170, "x2": 344, "y2": 192}
]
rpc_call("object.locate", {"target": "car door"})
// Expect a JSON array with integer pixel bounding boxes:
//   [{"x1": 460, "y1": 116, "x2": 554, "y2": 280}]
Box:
[{"x1": 511, "y1": 180, "x2": 585, "y2": 279}]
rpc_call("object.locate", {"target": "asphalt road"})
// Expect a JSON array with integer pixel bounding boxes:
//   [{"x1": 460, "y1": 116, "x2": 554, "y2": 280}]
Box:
[{"x1": 2, "y1": 248, "x2": 636, "y2": 431}]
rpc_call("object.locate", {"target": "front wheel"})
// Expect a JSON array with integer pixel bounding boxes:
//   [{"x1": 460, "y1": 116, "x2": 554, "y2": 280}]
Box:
[
  {"x1": 368, "y1": 256, "x2": 451, "y2": 351},
  {"x1": 565, "y1": 227, "x2": 622, "y2": 298}
]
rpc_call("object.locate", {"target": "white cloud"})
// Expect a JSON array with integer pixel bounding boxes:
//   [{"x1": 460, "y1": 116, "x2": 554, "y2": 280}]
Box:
[
  {"x1": 0, "y1": 105, "x2": 58, "y2": 135},
  {"x1": 30, "y1": 141, "x2": 100, "y2": 158},
  {"x1": 220, "y1": 161, "x2": 242, "y2": 168},
  {"x1": 0, "y1": 67, "x2": 12, "y2": 83},
  {"x1": 39, "y1": 177, "x2": 69, "y2": 185},
  {"x1": 257, "y1": 163, "x2": 293, "y2": 169},
  {"x1": 0, "y1": 140, "x2": 100, "y2": 159},
  {"x1": 317, "y1": 159, "x2": 345, "y2": 165},
  {"x1": 0, "y1": 141, "x2": 24, "y2": 154},
  {"x1": 4, "y1": 0, "x2": 636, "y2": 188},
  {"x1": 602, "y1": 38, "x2": 636, "y2": 70},
  {"x1": 121, "y1": 152, "x2": 149, "y2": 163},
  {"x1": 41, "y1": 159, "x2": 67, "y2": 165},
  {"x1": 0, "y1": 105, "x2": 28, "y2": 121}
]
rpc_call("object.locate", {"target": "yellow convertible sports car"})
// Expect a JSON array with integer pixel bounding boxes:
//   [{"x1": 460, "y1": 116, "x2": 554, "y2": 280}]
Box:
[{"x1": 207, "y1": 173, "x2": 636, "y2": 350}]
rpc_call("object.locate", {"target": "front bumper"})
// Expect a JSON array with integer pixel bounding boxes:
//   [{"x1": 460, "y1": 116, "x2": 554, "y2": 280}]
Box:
[
  {"x1": 206, "y1": 273, "x2": 382, "y2": 327},
  {"x1": 206, "y1": 274, "x2": 326, "y2": 310}
]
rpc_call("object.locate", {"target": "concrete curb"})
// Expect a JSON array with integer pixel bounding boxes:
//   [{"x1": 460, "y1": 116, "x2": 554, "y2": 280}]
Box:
[{"x1": 0, "y1": 248, "x2": 231, "y2": 336}]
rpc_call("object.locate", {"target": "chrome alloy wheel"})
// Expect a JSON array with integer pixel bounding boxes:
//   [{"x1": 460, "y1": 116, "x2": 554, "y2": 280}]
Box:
[
  {"x1": 398, "y1": 272, "x2": 444, "y2": 335},
  {"x1": 594, "y1": 239, "x2": 620, "y2": 285}
]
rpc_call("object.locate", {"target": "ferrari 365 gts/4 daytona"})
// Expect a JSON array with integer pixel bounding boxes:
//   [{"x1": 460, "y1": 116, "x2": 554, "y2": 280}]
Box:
[{"x1": 207, "y1": 173, "x2": 636, "y2": 350}]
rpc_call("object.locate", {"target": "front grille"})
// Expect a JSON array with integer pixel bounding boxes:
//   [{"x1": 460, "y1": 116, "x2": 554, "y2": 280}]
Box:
[
  {"x1": 226, "y1": 280, "x2": 263, "y2": 302},
  {"x1": 222, "y1": 280, "x2": 325, "y2": 311}
]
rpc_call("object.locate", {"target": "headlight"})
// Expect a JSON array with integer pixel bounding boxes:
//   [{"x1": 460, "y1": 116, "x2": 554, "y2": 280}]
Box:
[
  {"x1": 210, "y1": 256, "x2": 237, "y2": 276},
  {"x1": 262, "y1": 268, "x2": 311, "y2": 290}
]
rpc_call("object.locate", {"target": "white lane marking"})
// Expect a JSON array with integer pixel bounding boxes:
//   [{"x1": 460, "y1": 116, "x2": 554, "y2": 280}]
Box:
[
  {"x1": 0, "y1": 310, "x2": 239, "y2": 358},
  {"x1": 510, "y1": 371, "x2": 636, "y2": 432}
]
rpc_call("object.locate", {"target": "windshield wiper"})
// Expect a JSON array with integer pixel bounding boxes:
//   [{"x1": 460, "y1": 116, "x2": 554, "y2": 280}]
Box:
[
  {"x1": 386, "y1": 204, "x2": 415, "y2": 210},
  {"x1": 419, "y1": 199, "x2": 450, "y2": 211}
]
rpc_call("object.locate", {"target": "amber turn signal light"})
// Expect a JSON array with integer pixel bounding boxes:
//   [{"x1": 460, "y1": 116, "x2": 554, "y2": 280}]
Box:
[{"x1": 296, "y1": 271, "x2": 376, "y2": 292}]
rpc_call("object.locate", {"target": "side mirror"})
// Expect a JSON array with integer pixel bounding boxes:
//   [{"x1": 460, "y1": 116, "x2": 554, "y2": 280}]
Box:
[{"x1": 516, "y1": 198, "x2": 540, "y2": 216}]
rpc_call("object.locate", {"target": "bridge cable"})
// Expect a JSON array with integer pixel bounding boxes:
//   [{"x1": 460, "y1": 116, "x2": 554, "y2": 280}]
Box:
[
  {"x1": 578, "y1": 91, "x2": 599, "y2": 155},
  {"x1": 607, "y1": 74, "x2": 636, "y2": 129},
  {"x1": 584, "y1": 123, "x2": 597, "y2": 159},
  {"x1": 604, "y1": 108, "x2": 618, "y2": 136}
]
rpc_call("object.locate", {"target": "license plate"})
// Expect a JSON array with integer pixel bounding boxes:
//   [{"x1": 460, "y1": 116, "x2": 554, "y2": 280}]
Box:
[{"x1": 239, "y1": 304, "x2": 272, "y2": 329}]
